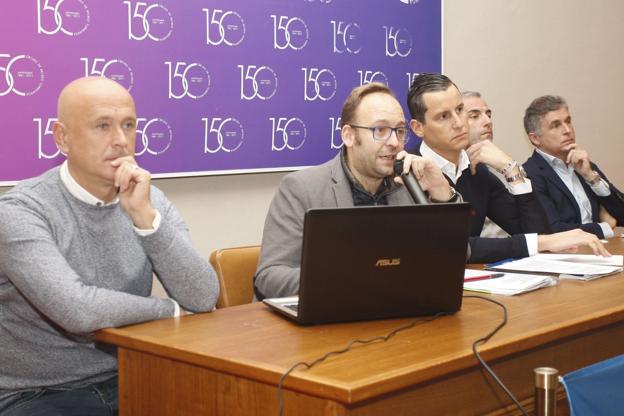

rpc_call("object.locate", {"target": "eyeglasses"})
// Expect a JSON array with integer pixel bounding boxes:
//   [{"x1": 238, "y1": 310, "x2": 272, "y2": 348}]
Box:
[{"x1": 349, "y1": 124, "x2": 410, "y2": 144}]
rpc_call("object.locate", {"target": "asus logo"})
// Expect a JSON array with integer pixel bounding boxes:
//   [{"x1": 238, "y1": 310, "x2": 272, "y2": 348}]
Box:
[{"x1": 375, "y1": 258, "x2": 401, "y2": 267}]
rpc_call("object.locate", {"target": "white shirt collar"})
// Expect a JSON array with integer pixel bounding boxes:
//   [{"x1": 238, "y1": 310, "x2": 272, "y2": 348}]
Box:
[
  {"x1": 420, "y1": 141, "x2": 470, "y2": 184},
  {"x1": 60, "y1": 161, "x2": 119, "y2": 207},
  {"x1": 535, "y1": 148, "x2": 565, "y2": 167}
]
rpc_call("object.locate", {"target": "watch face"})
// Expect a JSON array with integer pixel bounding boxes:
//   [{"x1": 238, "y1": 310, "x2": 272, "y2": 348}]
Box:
[
  {"x1": 446, "y1": 187, "x2": 459, "y2": 202},
  {"x1": 589, "y1": 172, "x2": 601, "y2": 185},
  {"x1": 519, "y1": 166, "x2": 527, "y2": 177},
  {"x1": 505, "y1": 165, "x2": 527, "y2": 183}
]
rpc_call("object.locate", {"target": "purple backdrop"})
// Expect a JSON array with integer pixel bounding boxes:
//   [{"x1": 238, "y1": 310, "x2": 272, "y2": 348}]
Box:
[{"x1": 0, "y1": 0, "x2": 441, "y2": 185}]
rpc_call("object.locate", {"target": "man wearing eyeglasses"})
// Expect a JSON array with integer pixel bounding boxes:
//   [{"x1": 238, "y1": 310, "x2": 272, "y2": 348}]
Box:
[
  {"x1": 254, "y1": 82, "x2": 459, "y2": 299},
  {"x1": 407, "y1": 73, "x2": 609, "y2": 263}
]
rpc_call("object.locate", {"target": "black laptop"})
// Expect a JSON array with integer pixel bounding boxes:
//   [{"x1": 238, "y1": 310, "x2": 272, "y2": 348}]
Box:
[{"x1": 263, "y1": 203, "x2": 472, "y2": 324}]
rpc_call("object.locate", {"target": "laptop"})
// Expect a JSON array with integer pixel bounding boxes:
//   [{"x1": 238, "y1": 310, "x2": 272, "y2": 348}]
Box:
[{"x1": 263, "y1": 203, "x2": 472, "y2": 325}]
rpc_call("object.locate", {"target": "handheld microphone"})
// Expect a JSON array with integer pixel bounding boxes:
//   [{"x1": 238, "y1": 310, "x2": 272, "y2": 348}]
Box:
[{"x1": 393, "y1": 159, "x2": 429, "y2": 205}]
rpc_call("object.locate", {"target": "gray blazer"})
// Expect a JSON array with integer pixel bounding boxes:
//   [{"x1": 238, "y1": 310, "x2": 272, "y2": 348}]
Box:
[{"x1": 254, "y1": 153, "x2": 414, "y2": 299}]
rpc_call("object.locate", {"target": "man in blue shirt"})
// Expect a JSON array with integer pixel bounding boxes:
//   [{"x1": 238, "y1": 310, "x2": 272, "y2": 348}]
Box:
[{"x1": 523, "y1": 95, "x2": 624, "y2": 238}]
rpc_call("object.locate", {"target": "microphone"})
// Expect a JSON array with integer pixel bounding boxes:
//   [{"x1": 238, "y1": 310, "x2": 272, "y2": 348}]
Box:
[{"x1": 393, "y1": 159, "x2": 429, "y2": 205}]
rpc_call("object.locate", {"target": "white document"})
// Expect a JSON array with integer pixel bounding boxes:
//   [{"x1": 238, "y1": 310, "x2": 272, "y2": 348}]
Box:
[
  {"x1": 532, "y1": 253, "x2": 623, "y2": 267},
  {"x1": 464, "y1": 273, "x2": 556, "y2": 296},
  {"x1": 488, "y1": 255, "x2": 622, "y2": 279}
]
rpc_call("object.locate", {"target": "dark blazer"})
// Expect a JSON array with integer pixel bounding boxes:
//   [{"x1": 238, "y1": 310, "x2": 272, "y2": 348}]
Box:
[
  {"x1": 416, "y1": 146, "x2": 551, "y2": 263},
  {"x1": 456, "y1": 164, "x2": 551, "y2": 263},
  {"x1": 523, "y1": 150, "x2": 624, "y2": 238}
]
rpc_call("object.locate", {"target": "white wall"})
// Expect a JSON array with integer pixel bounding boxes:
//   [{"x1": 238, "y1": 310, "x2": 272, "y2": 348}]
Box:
[
  {"x1": 152, "y1": 172, "x2": 285, "y2": 258},
  {"x1": 2, "y1": 1, "x2": 623, "y2": 262},
  {"x1": 444, "y1": 0, "x2": 624, "y2": 186}
]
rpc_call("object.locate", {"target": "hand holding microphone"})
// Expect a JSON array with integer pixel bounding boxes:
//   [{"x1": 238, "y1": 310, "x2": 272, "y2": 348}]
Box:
[
  {"x1": 393, "y1": 152, "x2": 458, "y2": 204},
  {"x1": 393, "y1": 158, "x2": 429, "y2": 205}
]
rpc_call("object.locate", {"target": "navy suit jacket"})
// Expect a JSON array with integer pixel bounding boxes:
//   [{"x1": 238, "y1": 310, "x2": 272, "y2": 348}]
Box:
[
  {"x1": 523, "y1": 150, "x2": 624, "y2": 238},
  {"x1": 416, "y1": 146, "x2": 550, "y2": 263}
]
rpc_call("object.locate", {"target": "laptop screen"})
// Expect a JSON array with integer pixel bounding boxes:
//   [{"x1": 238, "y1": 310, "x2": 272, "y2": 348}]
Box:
[{"x1": 266, "y1": 203, "x2": 472, "y2": 325}]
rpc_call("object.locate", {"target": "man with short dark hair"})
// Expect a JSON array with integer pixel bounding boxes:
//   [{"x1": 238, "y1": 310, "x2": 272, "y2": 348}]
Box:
[
  {"x1": 462, "y1": 91, "x2": 508, "y2": 238},
  {"x1": 254, "y1": 82, "x2": 460, "y2": 299},
  {"x1": 0, "y1": 76, "x2": 219, "y2": 415},
  {"x1": 523, "y1": 95, "x2": 624, "y2": 238},
  {"x1": 407, "y1": 73, "x2": 609, "y2": 263},
  {"x1": 463, "y1": 91, "x2": 493, "y2": 146}
]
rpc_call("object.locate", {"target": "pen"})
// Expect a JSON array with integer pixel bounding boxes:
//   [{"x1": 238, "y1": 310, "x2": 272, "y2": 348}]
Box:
[
  {"x1": 485, "y1": 258, "x2": 518, "y2": 268},
  {"x1": 464, "y1": 273, "x2": 505, "y2": 282}
]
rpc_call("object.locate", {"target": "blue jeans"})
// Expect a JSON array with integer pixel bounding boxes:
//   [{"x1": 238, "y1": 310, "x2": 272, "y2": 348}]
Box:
[{"x1": 0, "y1": 376, "x2": 118, "y2": 416}]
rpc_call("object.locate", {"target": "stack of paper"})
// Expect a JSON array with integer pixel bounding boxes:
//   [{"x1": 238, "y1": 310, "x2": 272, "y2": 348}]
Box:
[
  {"x1": 487, "y1": 254, "x2": 623, "y2": 281},
  {"x1": 464, "y1": 271, "x2": 556, "y2": 295}
]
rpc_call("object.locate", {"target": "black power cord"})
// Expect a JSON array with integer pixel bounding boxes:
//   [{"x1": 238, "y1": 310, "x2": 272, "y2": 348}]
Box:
[
  {"x1": 276, "y1": 313, "x2": 447, "y2": 416},
  {"x1": 276, "y1": 295, "x2": 528, "y2": 416},
  {"x1": 464, "y1": 294, "x2": 529, "y2": 416}
]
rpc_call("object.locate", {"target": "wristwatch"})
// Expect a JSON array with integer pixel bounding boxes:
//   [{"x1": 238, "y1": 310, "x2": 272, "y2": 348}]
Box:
[
  {"x1": 587, "y1": 171, "x2": 602, "y2": 186},
  {"x1": 430, "y1": 186, "x2": 461, "y2": 203},
  {"x1": 505, "y1": 165, "x2": 527, "y2": 183},
  {"x1": 498, "y1": 159, "x2": 517, "y2": 176}
]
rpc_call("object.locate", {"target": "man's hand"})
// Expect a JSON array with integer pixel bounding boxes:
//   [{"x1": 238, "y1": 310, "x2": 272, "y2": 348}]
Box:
[
  {"x1": 465, "y1": 140, "x2": 514, "y2": 175},
  {"x1": 537, "y1": 229, "x2": 611, "y2": 257},
  {"x1": 393, "y1": 151, "x2": 454, "y2": 201},
  {"x1": 111, "y1": 156, "x2": 157, "y2": 229},
  {"x1": 566, "y1": 146, "x2": 594, "y2": 180},
  {"x1": 599, "y1": 205, "x2": 617, "y2": 230}
]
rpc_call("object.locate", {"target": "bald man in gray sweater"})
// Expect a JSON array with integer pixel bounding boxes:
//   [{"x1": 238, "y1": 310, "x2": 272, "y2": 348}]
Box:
[{"x1": 0, "y1": 77, "x2": 219, "y2": 415}]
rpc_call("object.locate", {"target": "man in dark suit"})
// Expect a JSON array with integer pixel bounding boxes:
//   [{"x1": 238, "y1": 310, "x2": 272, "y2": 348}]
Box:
[
  {"x1": 407, "y1": 74, "x2": 608, "y2": 263},
  {"x1": 523, "y1": 95, "x2": 624, "y2": 238},
  {"x1": 462, "y1": 90, "x2": 508, "y2": 239}
]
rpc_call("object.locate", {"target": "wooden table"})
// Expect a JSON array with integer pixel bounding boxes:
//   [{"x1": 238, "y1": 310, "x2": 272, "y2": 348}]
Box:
[{"x1": 96, "y1": 238, "x2": 624, "y2": 415}]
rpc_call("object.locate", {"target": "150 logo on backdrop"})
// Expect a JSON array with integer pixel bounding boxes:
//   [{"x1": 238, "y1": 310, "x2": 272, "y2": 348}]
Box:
[
  {"x1": 135, "y1": 117, "x2": 173, "y2": 156},
  {"x1": 125, "y1": 1, "x2": 173, "y2": 42},
  {"x1": 166, "y1": 61, "x2": 211, "y2": 100},
  {"x1": 204, "y1": 8, "x2": 246, "y2": 47},
  {"x1": 239, "y1": 65, "x2": 278, "y2": 101},
  {"x1": 81, "y1": 57, "x2": 134, "y2": 91},
  {"x1": 358, "y1": 70, "x2": 389, "y2": 86},
  {"x1": 384, "y1": 26, "x2": 412, "y2": 57},
  {"x1": 37, "y1": 0, "x2": 90, "y2": 36},
  {"x1": 302, "y1": 67, "x2": 337, "y2": 101},
  {"x1": 0, "y1": 54, "x2": 44, "y2": 97},
  {"x1": 202, "y1": 117, "x2": 245, "y2": 154},
  {"x1": 34, "y1": 117, "x2": 61, "y2": 160},
  {"x1": 406, "y1": 72, "x2": 420, "y2": 88},
  {"x1": 271, "y1": 117, "x2": 307, "y2": 152},
  {"x1": 329, "y1": 117, "x2": 343, "y2": 150},
  {"x1": 271, "y1": 15, "x2": 309, "y2": 51},
  {"x1": 331, "y1": 21, "x2": 362, "y2": 54}
]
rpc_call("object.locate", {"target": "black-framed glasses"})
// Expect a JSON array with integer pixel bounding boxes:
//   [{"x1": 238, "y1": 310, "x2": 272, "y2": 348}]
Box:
[{"x1": 349, "y1": 124, "x2": 410, "y2": 144}]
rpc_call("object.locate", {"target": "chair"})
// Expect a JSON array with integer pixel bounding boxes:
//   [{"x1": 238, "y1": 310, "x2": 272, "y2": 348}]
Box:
[
  {"x1": 209, "y1": 245, "x2": 260, "y2": 308},
  {"x1": 561, "y1": 354, "x2": 624, "y2": 416},
  {"x1": 533, "y1": 355, "x2": 624, "y2": 416}
]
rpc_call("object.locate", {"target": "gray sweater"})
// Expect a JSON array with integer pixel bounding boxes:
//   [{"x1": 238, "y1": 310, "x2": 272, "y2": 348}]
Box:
[{"x1": 0, "y1": 167, "x2": 219, "y2": 399}]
